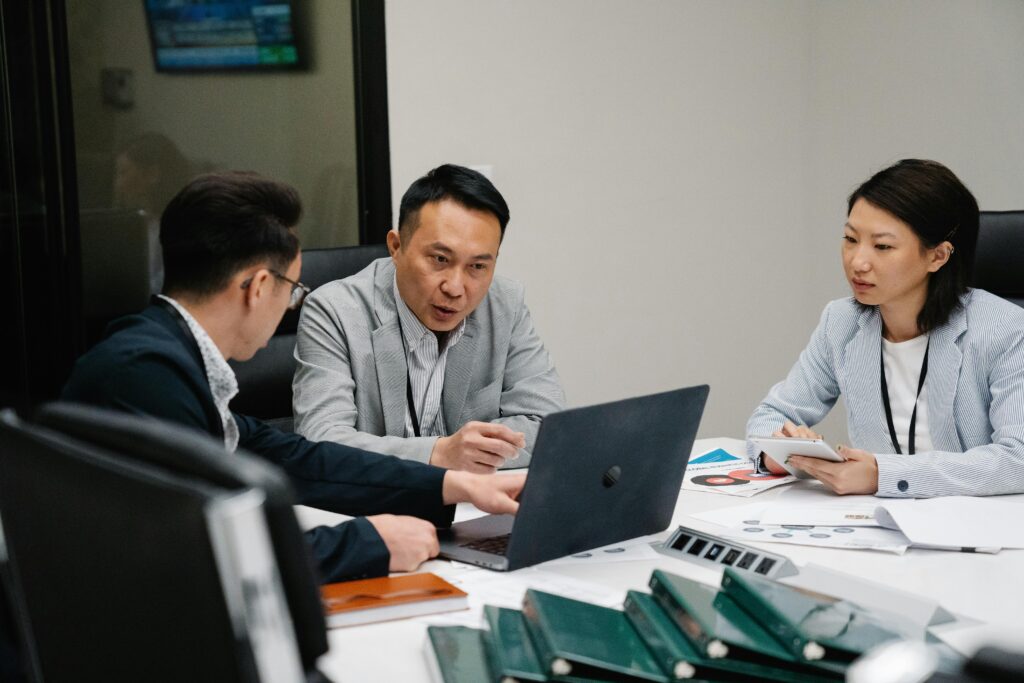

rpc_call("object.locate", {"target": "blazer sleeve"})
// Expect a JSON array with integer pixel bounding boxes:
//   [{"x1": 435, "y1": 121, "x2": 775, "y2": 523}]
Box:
[
  {"x1": 305, "y1": 518, "x2": 390, "y2": 582},
  {"x1": 292, "y1": 289, "x2": 438, "y2": 462},
  {"x1": 745, "y1": 304, "x2": 842, "y2": 458},
  {"x1": 874, "y1": 326, "x2": 1024, "y2": 498},
  {"x1": 488, "y1": 301, "x2": 566, "y2": 467},
  {"x1": 235, "y1": 413, "x2": 455, "y2": 527}
]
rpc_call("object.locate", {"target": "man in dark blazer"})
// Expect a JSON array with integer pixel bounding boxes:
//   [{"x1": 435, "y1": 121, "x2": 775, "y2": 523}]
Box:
[{"x1": 62, "y1": 171, "x2": 524, "y2": 582}]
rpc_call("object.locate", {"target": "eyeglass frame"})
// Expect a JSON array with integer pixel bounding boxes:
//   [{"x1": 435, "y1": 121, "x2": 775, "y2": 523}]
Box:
[{"x1": 240, "y1": 269, "x2": 311, "y2": 310}]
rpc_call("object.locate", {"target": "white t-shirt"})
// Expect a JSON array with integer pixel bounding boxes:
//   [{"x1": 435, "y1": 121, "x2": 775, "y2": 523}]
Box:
[{"x1": 881, "y1": 333, "x2": 933, "y2": 454}]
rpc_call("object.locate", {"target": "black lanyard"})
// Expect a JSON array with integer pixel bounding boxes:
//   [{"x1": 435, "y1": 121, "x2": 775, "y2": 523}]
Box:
[
  {"x1": 395, "y1": 313, "x2": 422, "y2": 437},
  {"x1": 880, "y1": 339, "x2": 929, "y2": 455},
  {"x1": 405, "y1": 374, "x2": 422, "y2": 437}
]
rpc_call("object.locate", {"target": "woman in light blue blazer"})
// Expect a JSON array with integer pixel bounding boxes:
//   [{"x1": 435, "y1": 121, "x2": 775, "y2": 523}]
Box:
[{"x1": 748, "y1": 159, "x2": 1024, "y2": 497}]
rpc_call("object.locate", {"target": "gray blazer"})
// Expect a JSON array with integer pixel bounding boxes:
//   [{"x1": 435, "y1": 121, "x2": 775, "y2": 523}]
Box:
[
  {"x1": 747, "y1": 289, "x2": 1024, "y2": 498},
  {"x1": 293, "y1": 257, "x2": 565, "y2": 464}
]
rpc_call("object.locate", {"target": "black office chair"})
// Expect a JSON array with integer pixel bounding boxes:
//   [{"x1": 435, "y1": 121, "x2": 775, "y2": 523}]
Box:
[
  {"x1": 229, "y1": 244, "x2": 389, "y2": 430},
  {"x1": 973, "y1": 211, "x2": 1024, "y2": 308},
  {"x1": 0, "y1": 404, "x2": 331, "y2": 682}
]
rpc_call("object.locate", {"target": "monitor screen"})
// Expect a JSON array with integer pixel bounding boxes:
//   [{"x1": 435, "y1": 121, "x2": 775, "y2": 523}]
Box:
[{"x1": 144, "y1": 0, "x2": 304, "y2": 72}]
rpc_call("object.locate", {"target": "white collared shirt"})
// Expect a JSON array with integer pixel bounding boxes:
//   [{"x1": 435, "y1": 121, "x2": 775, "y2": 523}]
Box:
[
  {"x1": 393, "y1": 276, "x2": 466, "y2": 438},
  {"x1": 158, "y1": 295, "x2": 240, "y2": 452}
]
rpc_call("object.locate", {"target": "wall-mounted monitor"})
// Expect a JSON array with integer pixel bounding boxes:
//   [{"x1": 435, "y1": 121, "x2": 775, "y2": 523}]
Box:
[{"x1": 144, "y1": 0, "x2": 305, "y2": 72}]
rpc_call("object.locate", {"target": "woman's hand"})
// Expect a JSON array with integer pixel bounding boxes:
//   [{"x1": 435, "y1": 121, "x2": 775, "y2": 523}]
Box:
[
  {"x1": 787, "y1": 445, "x2": 879, "y2": 495},
  {"x1": 761, "y1": 420, "x2": 822, "y2": 474}
]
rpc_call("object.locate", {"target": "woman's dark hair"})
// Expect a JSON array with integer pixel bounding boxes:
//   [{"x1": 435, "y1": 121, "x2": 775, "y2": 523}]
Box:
[
  {"x1": 848, "y1": 159, "x2": 979, "y2": 333},
  {"x1": 398, "y1": 164, "x2": 510, "y2": 239},
  {"x1": 161, "y1": 171, "x2": 302, "y2": 298}
]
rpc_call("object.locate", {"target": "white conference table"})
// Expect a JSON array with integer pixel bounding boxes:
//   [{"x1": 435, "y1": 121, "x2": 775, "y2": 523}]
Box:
[{"x1": 299, "y1": 437, "x2": 1024, "y2": 682}]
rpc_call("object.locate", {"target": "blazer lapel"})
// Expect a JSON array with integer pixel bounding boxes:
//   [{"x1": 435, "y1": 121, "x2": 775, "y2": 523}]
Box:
[
  {"x1": 926, "y1": 302, "x2": 968, "y2": 451},
  {"x1": 844, "y1": 307, "x2": 890, "y2": 449},
  {"x1": 372, "y1": 261, "x2": 408, "y2": 436},
  {"x1": 443, "y1": 316, "x2": 480, "y2": 434}
]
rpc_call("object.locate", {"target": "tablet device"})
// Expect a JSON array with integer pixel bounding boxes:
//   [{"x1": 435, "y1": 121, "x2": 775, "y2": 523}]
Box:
[{"x1": 749, "y1": 436, "x2": 845, "y2": 479}]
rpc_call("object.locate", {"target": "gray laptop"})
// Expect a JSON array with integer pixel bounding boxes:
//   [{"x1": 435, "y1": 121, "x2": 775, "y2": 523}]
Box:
[{"x1": 438, "y1": 384, "x2": 709, "y2": 571}]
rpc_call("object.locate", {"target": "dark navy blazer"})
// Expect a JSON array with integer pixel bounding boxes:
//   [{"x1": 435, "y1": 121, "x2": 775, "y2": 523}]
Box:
[{"x1": 62, "y1": 303, "x2": 455, "y2": 582}]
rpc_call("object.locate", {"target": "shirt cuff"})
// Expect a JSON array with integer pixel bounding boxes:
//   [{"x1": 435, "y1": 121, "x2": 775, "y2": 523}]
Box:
[{"x1": 874, "y1": 453, "x2": 916, "y2": 497}]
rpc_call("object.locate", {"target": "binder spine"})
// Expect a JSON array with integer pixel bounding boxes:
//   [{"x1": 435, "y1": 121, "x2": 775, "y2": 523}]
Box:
[
  {"x1": 483, "y1": 606, "x2": 546, "y2": 683},
  {"x1": 521, "y1": 591, "x2": 573, "y2": 678},
  {"x1": 650, "y1": 578, "x2": 728, "y2": 659},
  {"x1": 624, "y1": 592, "x2": 697, "y2": 680},
  {"x1": 721, "y1": 570, "x2": 815, "y2": 661},
  {"x1": 424, "y1": 628, "x2": 450, "y2": 683},
  {"x1": 480, "y1": 629, "x2": 504, "y2": 683}
]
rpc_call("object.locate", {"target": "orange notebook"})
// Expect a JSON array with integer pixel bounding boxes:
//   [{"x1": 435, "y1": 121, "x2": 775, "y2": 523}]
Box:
[{"x1": 321, "y1": 572, "x2": 469, "y2": 628}]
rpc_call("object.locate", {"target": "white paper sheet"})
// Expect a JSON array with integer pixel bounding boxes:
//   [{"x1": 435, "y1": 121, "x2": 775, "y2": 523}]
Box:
[
  {"x1": 876, "y1": 495, "x2": 1024, "y2": 550},
  {"x1": 689, "y1": 502, "x2": 770, "y2": 528},
  {"x1": 759, "y1": 502, "x2": 880, "y2": 527},
  {"x1": 689, "y1": 501, "x2": 910, "y2": 553},
  {"x1": 420, "y1": 563, "x2": 624, "y2": 627},
  {"x1": 712, "y1": 481, "x2": 904, "y2": 528},
  {"x1": 537, "y1": 536, "x2": 660, "y2": 567},
  {"x1": 759, "y1": 483, "x2": 900, "y2": 526},
  {"x1": 717, "y1": 523, "x2": 910, "y2": 554}
]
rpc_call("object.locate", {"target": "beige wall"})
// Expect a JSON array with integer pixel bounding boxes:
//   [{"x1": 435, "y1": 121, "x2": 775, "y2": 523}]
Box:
[
  {"x1": 385, "y1": 0, "x2": 1024, "y2": 441},
  {"x1": 67, "y1": 0, "x2": 360, "y2": 247}
]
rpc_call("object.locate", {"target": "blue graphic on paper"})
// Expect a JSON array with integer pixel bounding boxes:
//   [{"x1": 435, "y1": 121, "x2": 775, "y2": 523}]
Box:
[{"x1": 689, "y1": 448, "x2": 742, "y2": 465}]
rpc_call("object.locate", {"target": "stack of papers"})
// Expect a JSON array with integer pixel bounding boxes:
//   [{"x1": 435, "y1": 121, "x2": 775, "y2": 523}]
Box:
[
  {"x1": 681, "y1": 447, "x2": 796, "y2": 497},
  {"x1": 691, "y1": 483, "x2": 1024, "y2": 554}
]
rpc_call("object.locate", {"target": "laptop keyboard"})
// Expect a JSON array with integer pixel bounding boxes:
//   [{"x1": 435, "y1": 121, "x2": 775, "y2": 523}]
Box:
[{"x1": 460, "y1": 533, "x2": 510, "y2": 555}]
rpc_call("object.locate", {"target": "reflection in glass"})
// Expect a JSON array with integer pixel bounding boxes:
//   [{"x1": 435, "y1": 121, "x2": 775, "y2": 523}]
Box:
[{"x1": 67, "y1": 0, "x2": 360, "y2": 336}]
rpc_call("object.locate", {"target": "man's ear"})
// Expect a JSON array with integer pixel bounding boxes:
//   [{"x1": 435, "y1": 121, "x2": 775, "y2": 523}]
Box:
[
  {"x1": 241, "y1": 268, "x2": 273, "y2": 307},
  {"x1": 386, "y1": 229, "x2": 402, "y2": 258}
]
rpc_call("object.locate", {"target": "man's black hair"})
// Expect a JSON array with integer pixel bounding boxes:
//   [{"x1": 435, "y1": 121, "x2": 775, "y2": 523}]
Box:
[
  {"x1": 397, "y1": 164, "x2": 510, "y2": 239},
  {"x1": 160, "y1": 171, "x2": 302, "y2": 298},
  {"x1": 848, "y1": 159, "x2": 979, "y2": 333}
]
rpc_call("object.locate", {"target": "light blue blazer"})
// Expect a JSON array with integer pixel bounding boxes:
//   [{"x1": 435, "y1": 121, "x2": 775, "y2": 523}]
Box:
[{"x1": 747, "y1": 289, "x2": 1024, "y2": 497}]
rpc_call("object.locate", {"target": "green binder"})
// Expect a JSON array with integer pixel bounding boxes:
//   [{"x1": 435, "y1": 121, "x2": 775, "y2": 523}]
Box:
[
  {"x1": 521, "y1": 589, "x2": 669, "y2": 682},
  {"x1": 625, "y1": 590, "x2": 836, "y2": 683},
  {"x1": 482, "y1": 606, "x2": 547, "y2": 682},
  {"x1": 719, "y1": 568, "x2": 906, "y2": 663},
  {"x1": 425, "y1": 626, "x2": 494, "y2": 683},
  {"x1": 649, "y1": 569, "x2": 794, "y2": 662}
]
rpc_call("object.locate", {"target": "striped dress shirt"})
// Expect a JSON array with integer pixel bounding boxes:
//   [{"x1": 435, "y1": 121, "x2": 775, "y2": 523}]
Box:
[
  {"x1": 393, "y1": 277, "x2": 467, "y2": 438},
  {"x1": 747, "y1": 289, "x2": 1024, "y2": 498}
]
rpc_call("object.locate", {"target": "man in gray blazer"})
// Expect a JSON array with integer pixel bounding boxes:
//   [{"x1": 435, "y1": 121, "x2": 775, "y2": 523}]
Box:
[{"x1": 293, "y1": 165, "x2": 565, "y2": 471}]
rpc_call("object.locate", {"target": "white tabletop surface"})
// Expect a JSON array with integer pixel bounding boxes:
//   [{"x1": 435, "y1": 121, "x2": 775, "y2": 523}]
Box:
[{"x1": 297, "y1": 437, "x2": 1024, "y2": 682}]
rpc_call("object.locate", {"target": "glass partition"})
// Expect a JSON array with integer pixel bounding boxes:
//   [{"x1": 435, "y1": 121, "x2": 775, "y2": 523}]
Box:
[{"x1": 66, "y1": 0, "x2": 361, "y2": 330}]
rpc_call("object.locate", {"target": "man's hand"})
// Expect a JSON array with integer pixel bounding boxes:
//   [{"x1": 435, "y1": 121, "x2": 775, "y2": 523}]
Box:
[
  {"x1": 366, "y1": 514, "x2": 440, "y2": 572},
  {"x1": 442, "y1": 470, "x2": 526, "y2": 515},
  {"x1": 430, "y1": 421, "x2": 526, "y2": 473},
  {"x1": 787, "y1": 446, "x2": 879, "y2": 495},
  {"x1": 761, "y1": 420, "x2": 823, "y2": 474}
]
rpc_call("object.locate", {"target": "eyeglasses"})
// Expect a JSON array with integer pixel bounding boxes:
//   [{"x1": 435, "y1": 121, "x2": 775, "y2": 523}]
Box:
[{"x1": 240, "y1": 270, "x2": 311, "y2": 310}]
